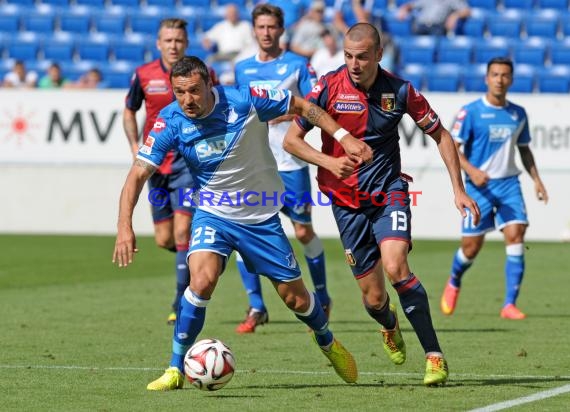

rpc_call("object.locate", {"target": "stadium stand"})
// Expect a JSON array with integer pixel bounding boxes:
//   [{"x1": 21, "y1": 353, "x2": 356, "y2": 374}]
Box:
[{"x1": 425, "y1": 63, "x2": 462, "y2": 92}]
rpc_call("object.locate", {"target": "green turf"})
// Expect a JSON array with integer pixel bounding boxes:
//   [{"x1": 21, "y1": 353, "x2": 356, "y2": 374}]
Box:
[{"x1": 1, "y1": 235, "x2": 569, "y2": 411}]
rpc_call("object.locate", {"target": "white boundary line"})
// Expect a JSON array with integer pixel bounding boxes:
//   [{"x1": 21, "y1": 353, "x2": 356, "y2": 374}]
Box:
[
  {"x1": 1, "y1": 364, "x2": 569, "y2": 381},
  {"x1": 468, "y1": 384, "x2": 570, "y2": 412}
]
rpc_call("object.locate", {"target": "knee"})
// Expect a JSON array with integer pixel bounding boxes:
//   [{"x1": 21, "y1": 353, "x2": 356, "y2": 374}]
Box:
[
  {"x1": 173, "y1": 227, "x2": 190, "y2": 246},
  {"x1": 382, "y1": 259, "x2": 407, "y2": 282},
  {"x1": 155, "y1": 236, "x2": 174, "y2": 250},
  {"x1": 462, "y1": 243, "x2": 481, "y2": 259},
  {"x1": 188, "y1": 271, "x2": 216, "y2": 298}
]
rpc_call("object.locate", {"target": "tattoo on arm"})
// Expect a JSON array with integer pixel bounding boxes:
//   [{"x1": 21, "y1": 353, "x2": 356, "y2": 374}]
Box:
[
  {"x1": 306, "y1": 104, "x2": 325, "y2": 127},
  {"x1": 134, "y1": 159, "x2": 157, "y2": 175}
]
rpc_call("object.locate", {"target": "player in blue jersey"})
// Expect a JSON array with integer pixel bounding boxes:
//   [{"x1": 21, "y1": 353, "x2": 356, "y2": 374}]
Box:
[
  {"x1": 440, "y1": 57, "x2": 548, "y2": 320},
  {"x1": 283, "y1": 23, "x2": 480, "y2": 386},
  {"x1": 113, "y1": 56, "x2": 373, "y2": 390},
  {"x1": 232, "y1": 4, "x2": 332, "y2": 334}
]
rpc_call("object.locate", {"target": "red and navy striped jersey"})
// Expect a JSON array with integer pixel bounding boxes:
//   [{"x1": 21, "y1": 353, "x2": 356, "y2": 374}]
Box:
[
  {"x1": 296, "y1": 65, "x2": 441, "y2": 208},
  {"x1": 125, "y1": 59, "x2": 218, "y2": 174}
]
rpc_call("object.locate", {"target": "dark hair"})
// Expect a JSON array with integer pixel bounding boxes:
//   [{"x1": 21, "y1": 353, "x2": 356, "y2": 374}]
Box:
[
  {"x1": 170, "y1": 56, "x2": 211, "y2": 84},
  {"x1": 158, "y1": 18, "x2": 188, "y2": 38},
  {"x1": 251, "y1": 4, "x2": 284, "y2": 29},
  {"x1": 346, "y1": 23, "x2": 382, "y2": 50},
  {"x1": 487, "y1": 57, "x2": 514, "y2": 75}
]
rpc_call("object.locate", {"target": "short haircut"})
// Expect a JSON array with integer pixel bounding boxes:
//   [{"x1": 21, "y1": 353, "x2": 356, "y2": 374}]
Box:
[
  {"x1": 170, "y1": 56, "x2": 211, "y2": 84},
  {"x1": 487, "y1": 57, "x2": 514, "y2": 75},
  {"x1": 158, "y1": 18, "x2": 188, "y2": 38},
  {"x1": 346, "y1": 23, "x2": 382, "y2": 50},
  {"x1": 251, "y1": 4, "x2": 284, "y2": 29}
]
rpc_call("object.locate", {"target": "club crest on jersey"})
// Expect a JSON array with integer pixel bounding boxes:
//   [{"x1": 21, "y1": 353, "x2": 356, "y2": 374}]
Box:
[
  {"x1": 285, "y1": 252, "x2": 298, "y2": 269},
  {"x1": 333, "y1": 100, "x2": 365, "y2": 113},
  {"x1": 381, "y1": 93, "x2": 395, "y2": 112},
  {"x1": 276, "y1": 64, "x2": 288, "y2": 75},
  {"x1": 140, "y1": 136, "x2": 154, "y2": 155},
  {"x1": 344, "y1": 249, "x2": 356, "y2": 266}
]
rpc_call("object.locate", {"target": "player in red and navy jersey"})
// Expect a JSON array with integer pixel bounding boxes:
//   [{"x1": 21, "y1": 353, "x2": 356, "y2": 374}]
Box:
[
  {"x1": 284, "y1": 23, "x2": 480, "y2": 386},
  {"x1": 123, "y1": 18, "x2": 218, "y2": 324}
]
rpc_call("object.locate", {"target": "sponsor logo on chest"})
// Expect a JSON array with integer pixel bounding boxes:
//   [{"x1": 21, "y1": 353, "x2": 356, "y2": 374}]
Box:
[
  {"x1": 333, "y1": 100, "x2": 365, "y2": 113},
  {"x1": 146, "y1": 79, "x2": 169, "y2": 94}
]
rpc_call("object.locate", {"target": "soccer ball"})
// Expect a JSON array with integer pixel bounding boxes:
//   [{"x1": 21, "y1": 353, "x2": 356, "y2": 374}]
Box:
[{"x1": 184, "y1": 338, "x2": 236, "y2": 391}]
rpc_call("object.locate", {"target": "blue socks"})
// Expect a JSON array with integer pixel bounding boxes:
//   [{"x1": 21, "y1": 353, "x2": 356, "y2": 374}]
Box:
[
  {"x1": 294, "y1": 292, "x2": 333, "y2": 347},
  {"x1": 170, "y1": 289, "x2": 208, "y2": 372},
  {"x1": 172, "y1": 244, "x2": 189, "y2": 312},
  {"x1": 236, "y1": 254, "x2": 266, "y2": 312},
  {"x1": 449, "y1": 248, "x2": 474, "y2": 288},
  {"x1": 303, "y1": 235, "x2": 330, "y2": 307},
  {"x1": 505, "y1": 243, "x2": 525, "y2": 306}
]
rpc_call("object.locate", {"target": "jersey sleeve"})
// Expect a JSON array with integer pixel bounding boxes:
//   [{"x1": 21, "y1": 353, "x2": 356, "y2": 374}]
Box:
[
  {"x1": 297, "y1": 60, "x2": 318, "y2": 96},
  {"x1": 450, "y1": 106, "x2": 471, "y2": 144},
  {"x1": 405, "y1": 83, "x2": 441, "y2": 135},
  {"x1": 136, "y1": 114, "x2": 174, "y2": 167},
  {"x1": 517, "y1": 108, "x2": 531, "y2": 146},
  {"x1": 295, "y1": 77, "x2": 329, "y2": 132},
  {"x1": 125, "y1": 70, "x2": 144, "y2": 111},
  {"x1": 245, "y1": 85, "x2": 292, "y2": 122}
]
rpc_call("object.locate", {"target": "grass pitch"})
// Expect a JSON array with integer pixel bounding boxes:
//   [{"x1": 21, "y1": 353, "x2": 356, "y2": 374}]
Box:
[{"x1": 1, "y1": 235, "x2": 569, "y2": 411}]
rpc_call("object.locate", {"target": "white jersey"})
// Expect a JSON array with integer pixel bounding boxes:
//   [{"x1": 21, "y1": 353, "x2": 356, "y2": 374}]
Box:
[
  {"x1": 234, "y1": 51, "x2": 317, "y2": 171},
  {"x1": 137, "y1": 85, "x2": 292, "y2": 224}
]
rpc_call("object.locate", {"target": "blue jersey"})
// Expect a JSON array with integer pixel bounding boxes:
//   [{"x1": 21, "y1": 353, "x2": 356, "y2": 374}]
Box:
[
  {"x1": 451, "y1": 97, "x2": 531, "y2": 181},
  {"x1": 137, "y1": 85, "x2": 292, "y2": 224},
  {"x1": 234, "y1": 51, "x2": 317, "y2": 171}
]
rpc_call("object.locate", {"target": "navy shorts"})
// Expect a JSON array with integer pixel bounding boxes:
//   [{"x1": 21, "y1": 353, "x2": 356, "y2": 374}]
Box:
[
  {"x1": 148, "y1": 169, "x2": 194, "y2": 223},
  {"x1": 279, "y1": 167, "x2": 313, "y2": 225},
  {"x1": 332, "y1": 177, "x2": 412, "y2": 278}
]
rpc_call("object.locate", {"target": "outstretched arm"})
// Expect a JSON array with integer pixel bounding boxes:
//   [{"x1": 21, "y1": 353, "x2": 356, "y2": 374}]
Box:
[
  {"x1": 123, "y1": 108, "x2": 140, "y2": 160},
  {"x1": 113, "y1": 159, "x2": 157, "y2": 267},
  {"x1": 287, "y1": 95, "x2": 373, "y2": 165},
  {"x1": 519, "y1": 145, "x2": 548, "y2": 204},
  {"x1": 430, "y1": 126, "x2": 480, "y2": 226}
]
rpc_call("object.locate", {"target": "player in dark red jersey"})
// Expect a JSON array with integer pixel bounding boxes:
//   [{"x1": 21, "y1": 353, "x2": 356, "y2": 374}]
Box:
[
  {"x1": 284, "y1": 23, "x2": 480, "y2": 386},
  {"x1": 123, "y1": 18, "x2": 218, "y2": 324}
]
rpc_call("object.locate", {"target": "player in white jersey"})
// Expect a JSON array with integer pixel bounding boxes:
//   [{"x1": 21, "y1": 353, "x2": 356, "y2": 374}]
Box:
[
  {"x1": 112, "y1": 56, "x2": 373, "y2": 390},
  {"x1": 440, "y1": 57, "x2": 548, "y2": 320},
  {"x1": 232, "y1": 3, "x2": 331, "y2": 333}
]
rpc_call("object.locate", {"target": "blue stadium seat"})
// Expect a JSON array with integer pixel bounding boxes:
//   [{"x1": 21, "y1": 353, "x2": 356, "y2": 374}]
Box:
[
  {"x1": 42, "y1": 33, "x2": 75, "y2": 61},
  {"x1": 425, "y1": 64, "x2": 462, "y2": 92},
  {"x1": 380, "y1": 12, "x2": 413, "y2": 37},
  {"x1": 537, "y1": 0, "x2": 568, "y2": 9},
  {"x1": 473, "y1": 36, "x2": 511, "y2": 64},
  {"x1": 77, "y1": 33, "x2": 110, "y2": 61},
  {"x1": 218, "y1": 0, "x2": 247, "y2": 6},
  {"x1": 560, "y1": 12, "x2": 570, "y2": 37},
  {"x1": 398, "y1": 35, "x2": 437, "y2": 66},
  {"x1": 60, "y1": 59, "x2": 95, "y2": 81},
  {"x1": 174, "y1": 8, "x2": 198, "y2": 35},
  {"x1": 537, "y1": 65, "x2": 570, "y2": 93},
  {"x1": 463, "y1": 64, "x2": 487, "y2": 92},
  {"x1": 525, "y1": 9, "x2": 559, "y2": 38},
  {"x1": 467, "y1": 0, "x2": 498, "y2": 9},
  {"x1": 93, "y1": 10, "x2": 126, "y2": 35},
  {"x1": 0, "y1": 7, "x2": 20, "y2": 32},
  {"x1": 40, "y1": 0, "x2": 70, "y2": 6},
  {"x1": 550, "y1": 38, "x2": 570, "y2": 65},
  {"x1": 180, "y1": 0, "x2": 209, "y2": 9},
  {"x1": 113, "y1": 34, "x2": 147, "y2": 62},
  {"x1": 200, "y1": 15, "x2": 224, "y2": 33},
  {"x1": 503, "y1": 0, "x2": 535, "y2": 8},
  {"x1": 147, "y1": 0, "x2": 176, "y2": 6},
  {"x1": 510, "y1": 64, "x2": 535, "y2": 92},
  {"x1": 461, "y1": 8, "x2": 487, "y2": 37},
  {"x1": 101, "y1": 61, "x2": 135, "y2": 88},
  {"x1": 437, "y1": 36, "x2": 474, "y2": 64},
  {"x1": 372, "y1": 0, "x2": 389, "y2": 9},
  {"x1": 7, "y1": 32, "x2": 40, "y2": 60},
  {"x1": 398, "y1": 64, "x2": 425, "y2": 90},
  {"x1": 110, "y1": 0, "x2": 140, "y2": 7},
  {"x1": 22, "y1": 10, "x2": 56, "y2": 34},
  {"x1": 76, "y1": 0, "x2": 106, "y2": 6},
  {"x1": 512, "y1": 37, "x2": 548, "y2": 66},
  {"x1": 60, "y1": 9, "x2": 92, "y2": 34},
  {"x1": 5, "y1": 0, "x2": 35, "y2": 6},
  {"x1": 486, "y1": 10, "x2": 524, "y2": 38},
  {"x1": 129, "y1": 8, "x2": 163, "y2": 35}
]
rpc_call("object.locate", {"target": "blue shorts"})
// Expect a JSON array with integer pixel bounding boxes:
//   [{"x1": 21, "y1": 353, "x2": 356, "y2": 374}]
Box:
[
  {"x1": 148, "y1": 170, "x2": 194, "y2": 223},
  {"x1": 462, "y1": 175, "x2": 528, "y2": 236},
  {"x1": 332, "y1": 177, "x2": 412, "y2": 278},
  {"x1": 189, "y1": 210, "x2": 302, "y2": 283},
  {"x1": 279, "y1": 167, "x2": 312, "y2": 225}
]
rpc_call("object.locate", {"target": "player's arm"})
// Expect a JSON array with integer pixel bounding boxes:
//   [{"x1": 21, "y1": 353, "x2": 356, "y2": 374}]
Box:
[
  {"x1": 123, "y1": 108, "x2": 140, "y2": 159},
  {"x1": 455, "y1": 140, "x2": 490, "y2": 187},
  {"x1": 429, "y1": 126, "x2": 480, "y2": 226},
  {"x1": 286, "y1": 95, "x2": 373, "y2": 164},
  {"x1": 284, "y1": 121, "x2": 360, "y2": 179},
  {"x1": 518, "y1": 145, "x2": 548, "y2": 204},
  {"x1": 113, "y1": 159, "x2": 157, "y2": 267}
]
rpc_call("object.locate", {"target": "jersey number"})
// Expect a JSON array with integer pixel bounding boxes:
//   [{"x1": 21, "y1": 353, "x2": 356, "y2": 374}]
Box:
[
  {"x1": 191, "y1": 226, "x2": 216, "y2": 246},
  {"x1": 390, "y1": 211, "x2": 408, "y2": 231}
]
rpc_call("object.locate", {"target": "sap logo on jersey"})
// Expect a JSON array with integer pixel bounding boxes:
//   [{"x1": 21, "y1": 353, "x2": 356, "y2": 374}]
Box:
[
  {"x1": 195, "y1": 133, "x2": 235, "y2": 161},
  {"x1": 489, "y1": 124, "x2": 515, "y2": 141},
  {"x1": 152, "y1": 118, "x2": 166, "y2": 132}
]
